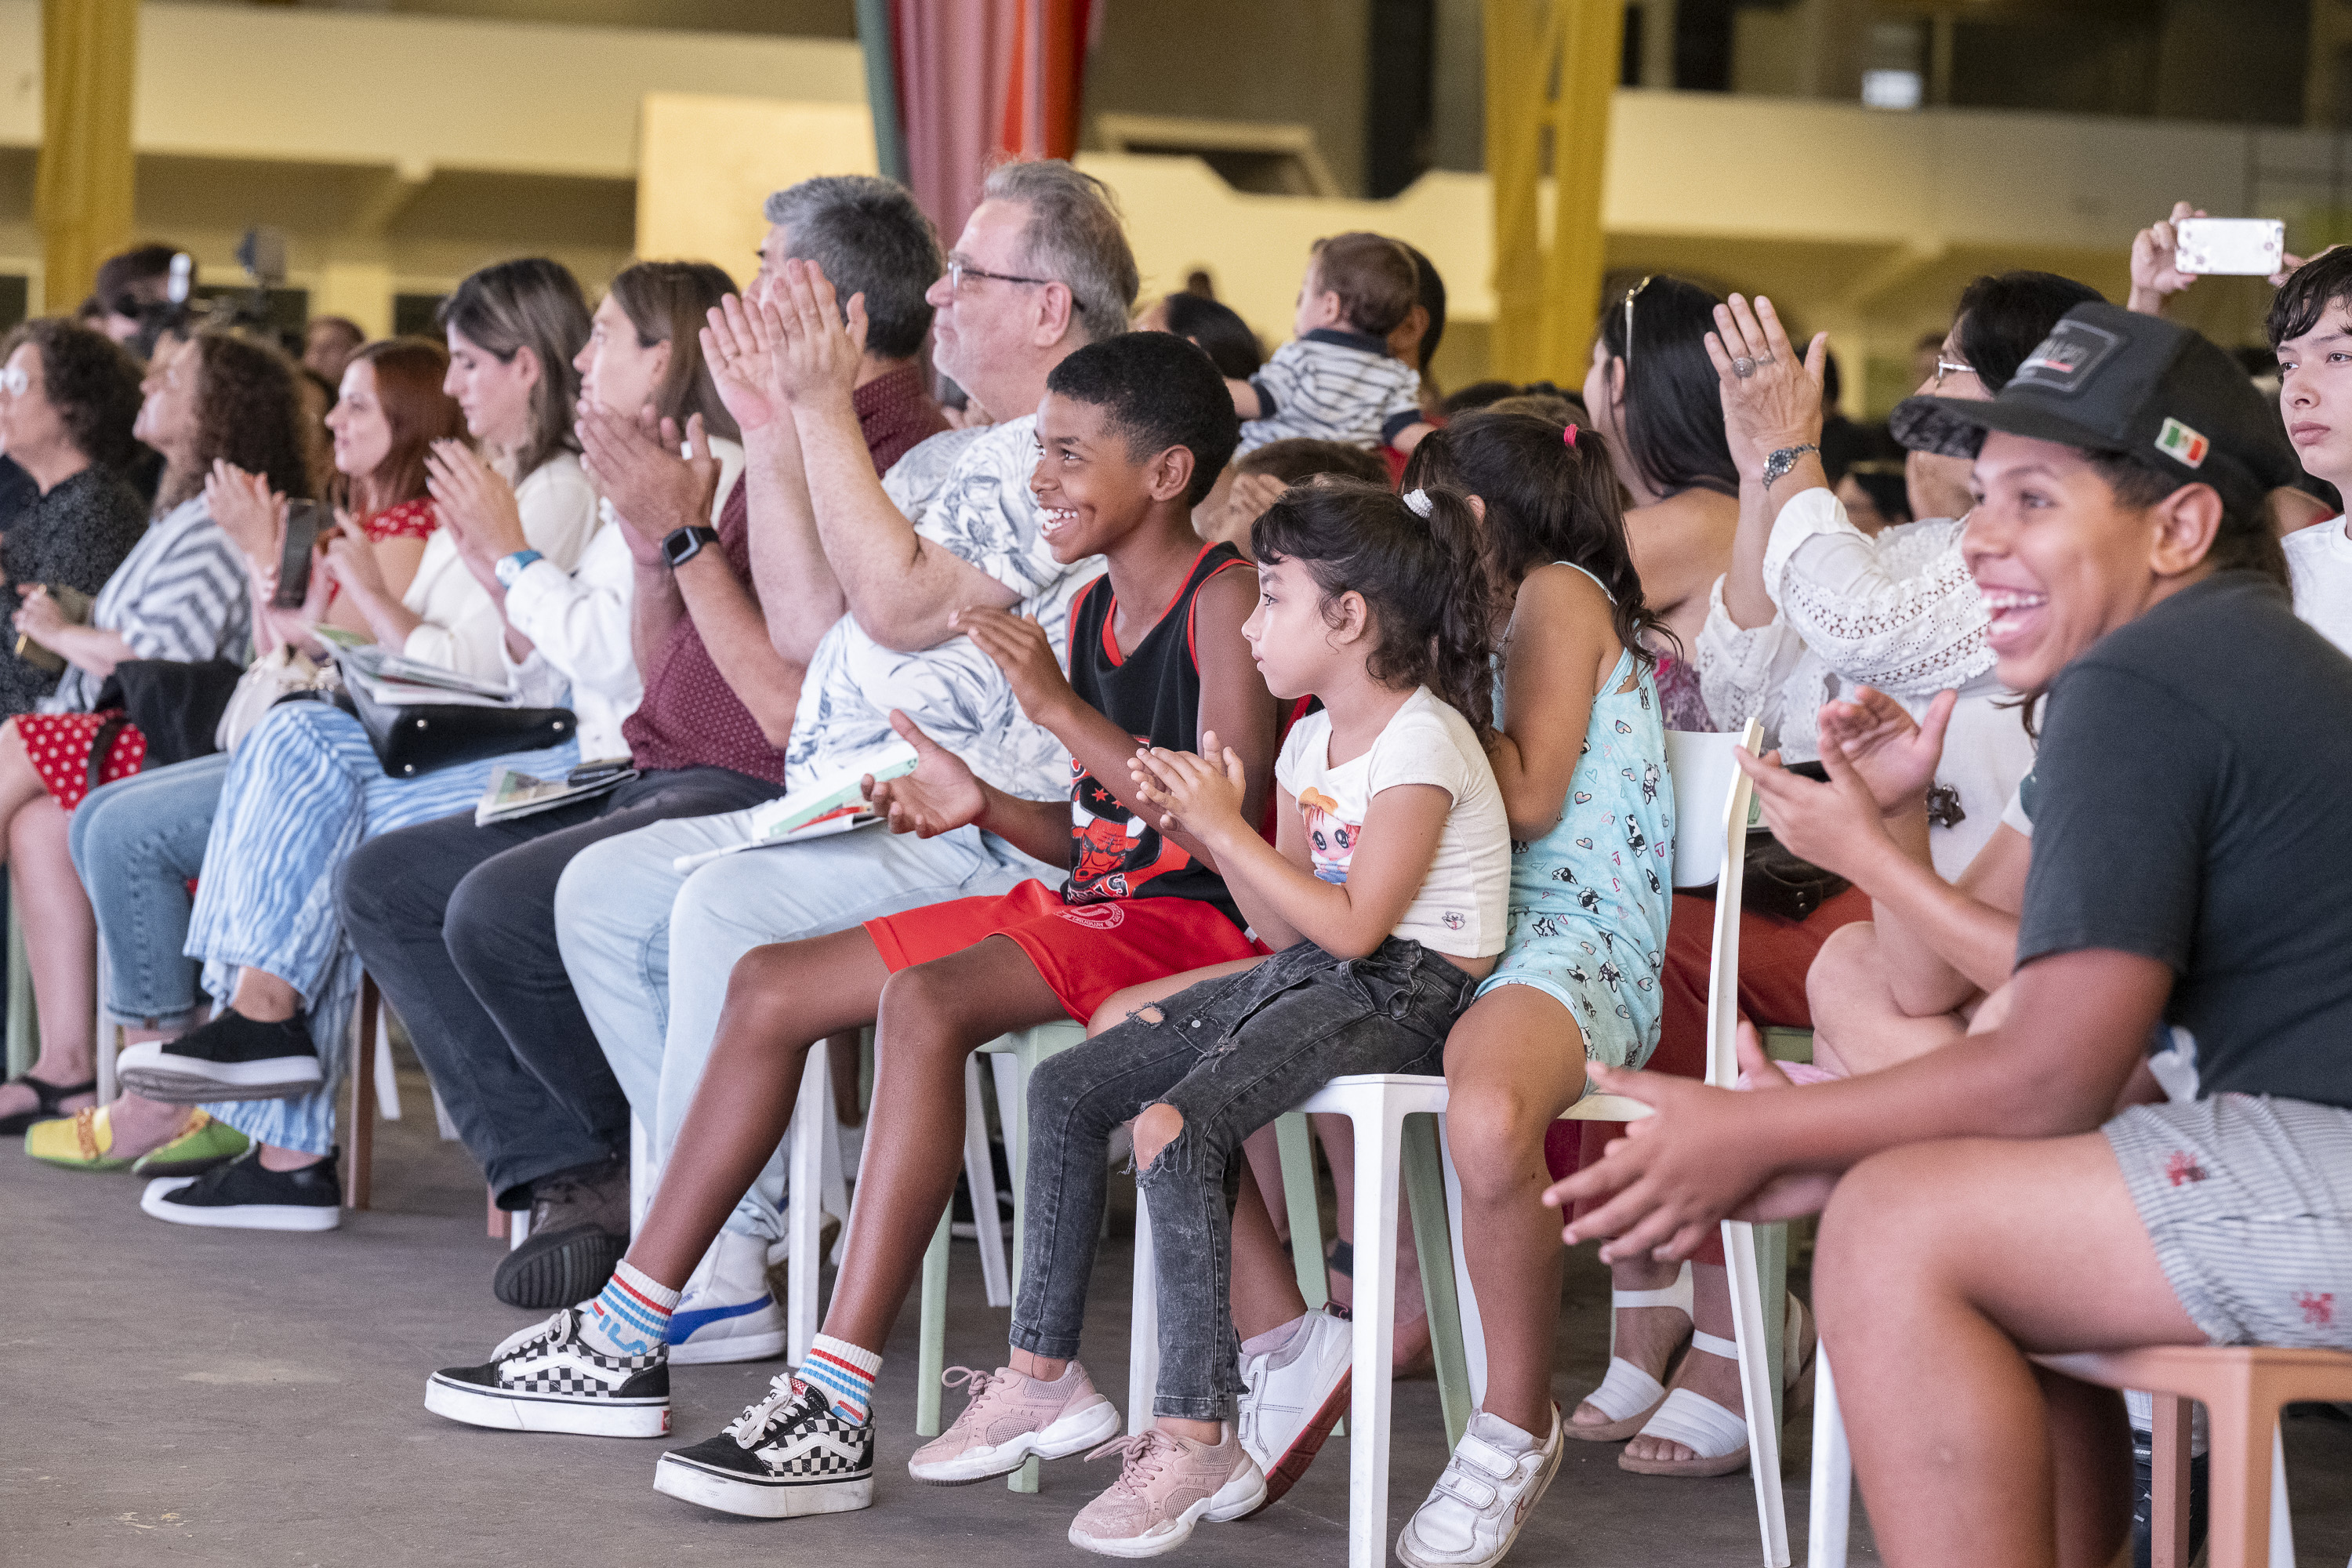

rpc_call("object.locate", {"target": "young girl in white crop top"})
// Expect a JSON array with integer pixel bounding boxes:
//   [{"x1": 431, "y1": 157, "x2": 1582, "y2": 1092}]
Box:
[{"x1": 902, "y1": 477, "x2": 1508, "y2": 1558}]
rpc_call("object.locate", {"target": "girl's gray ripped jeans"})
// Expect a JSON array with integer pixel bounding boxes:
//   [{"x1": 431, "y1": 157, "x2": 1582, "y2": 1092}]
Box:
[{"x1": 1007, "y1": 935, "x2": 1476, "y2": 1421}]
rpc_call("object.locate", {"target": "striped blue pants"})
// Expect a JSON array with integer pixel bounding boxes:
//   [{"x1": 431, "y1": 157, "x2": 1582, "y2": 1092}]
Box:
[{"x1": 185, "y1": 699, "x2": 575, "y2": 1155}]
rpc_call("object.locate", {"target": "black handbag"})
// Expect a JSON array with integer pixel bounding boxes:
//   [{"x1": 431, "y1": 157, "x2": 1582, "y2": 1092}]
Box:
[
  {"x1": 83, "y1": 657, "x2": 247, "y2": 793},
  {"x1": 332, "y1": 678, "x2": 575, "y2": 779}
]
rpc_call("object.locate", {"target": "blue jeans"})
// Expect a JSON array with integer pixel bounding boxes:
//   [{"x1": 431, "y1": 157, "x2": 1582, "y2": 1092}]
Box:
[
  {"x1": 69, "y1": 753, "x2": 228, "y2": 1022},
  {"x1": 1010, "y1": 937, "x2": 1475, "y2": 1421}
]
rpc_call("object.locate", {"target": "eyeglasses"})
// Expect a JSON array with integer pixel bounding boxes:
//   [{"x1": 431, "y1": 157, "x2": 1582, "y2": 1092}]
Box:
[
  {"x1": 0, "y1": 365, "x2": 26, "y2": 397},
  {"x1": 945, "y1": 257, "x2": 1083, "y2": 313},
  {"x1": 1622, "y1": 276, "x2": 1655, "y2": 375},
  {"x1": 1933, "y1": 358, "x2": 1975, "y2": 390}
]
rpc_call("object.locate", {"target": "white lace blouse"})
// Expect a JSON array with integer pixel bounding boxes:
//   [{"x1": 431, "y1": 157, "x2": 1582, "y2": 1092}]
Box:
[{"x1": 1693, "y1": 487, "x2": 2028, "y2": 877}]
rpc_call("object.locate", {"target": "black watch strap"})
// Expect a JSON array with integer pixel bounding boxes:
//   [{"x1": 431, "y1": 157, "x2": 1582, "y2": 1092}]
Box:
[{"x1": 662, "y1": 524, "x2": 720, "y2": 569}]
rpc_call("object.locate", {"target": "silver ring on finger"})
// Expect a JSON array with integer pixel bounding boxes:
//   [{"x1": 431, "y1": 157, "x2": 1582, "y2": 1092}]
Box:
[{"x1": 1733, "y1": 356, "x2": 1757, "y2": 379}]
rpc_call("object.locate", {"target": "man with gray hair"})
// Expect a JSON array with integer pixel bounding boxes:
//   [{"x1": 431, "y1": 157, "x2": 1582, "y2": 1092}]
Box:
[
  {"x1": 530, "y1": 162, "x2": 1137, "y2": 1439},
  {"x1": 339, "y1": 172, "x2": 948, "y2": 1329}
]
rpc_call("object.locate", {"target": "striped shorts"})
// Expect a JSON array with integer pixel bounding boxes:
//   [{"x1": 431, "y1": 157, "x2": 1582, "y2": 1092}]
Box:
[{"x1": 2104, "y1": 1093, "x2": 2352, "y2": 1352}]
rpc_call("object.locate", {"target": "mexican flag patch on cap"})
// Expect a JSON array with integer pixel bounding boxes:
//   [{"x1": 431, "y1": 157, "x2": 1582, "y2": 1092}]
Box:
[{"x1": 2156, "y1": 416, "x2": 2209, "y2": 468}]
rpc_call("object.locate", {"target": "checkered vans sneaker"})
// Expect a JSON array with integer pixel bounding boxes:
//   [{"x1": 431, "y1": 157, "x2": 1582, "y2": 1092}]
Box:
[
  {"x1": 423, "y1": 1306, "x2": 670, "y2": 1438},
  {"x1": 653, "y1": 1374, "x2": 875, "y2": 1519}
]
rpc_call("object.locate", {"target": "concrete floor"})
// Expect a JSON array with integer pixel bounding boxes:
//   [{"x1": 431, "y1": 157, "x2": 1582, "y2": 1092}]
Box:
[{"x1": 5, "y1": 1065, "x2": 2350, "y2": 1568}]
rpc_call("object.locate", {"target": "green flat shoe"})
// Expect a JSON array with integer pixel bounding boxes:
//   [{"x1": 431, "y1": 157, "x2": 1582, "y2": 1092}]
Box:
[{"x1": 132, "y1": 1110, "x2": 251, "y2": 1178}]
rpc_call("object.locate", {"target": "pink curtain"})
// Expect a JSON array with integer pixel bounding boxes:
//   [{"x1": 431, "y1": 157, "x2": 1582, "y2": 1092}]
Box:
[{"x1": 890, "y1": 0, "x2": 1095, "y2": 247}]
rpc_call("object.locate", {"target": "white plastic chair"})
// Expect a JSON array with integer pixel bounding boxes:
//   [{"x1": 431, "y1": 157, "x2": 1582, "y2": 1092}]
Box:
[{"x1": 1126, "y1": 723, "x2": 1777, "y2": 1568}]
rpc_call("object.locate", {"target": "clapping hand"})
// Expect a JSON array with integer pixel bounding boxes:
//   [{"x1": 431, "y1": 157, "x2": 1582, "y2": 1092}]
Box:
[
  {"x1": 953, "y1": 606, "x2": 1077, "y2": 729},
  {"x1": 579, "y1": 404, "x2": 719, "y2": 561},
  {"x1": 1131, "y1": 734, "x2": 1248, "y2": 841},
  {"x1": 426, "y1": 440, "x2": 530, "y2": 566},
  {"x1": 205, "y1": 460, "x2": 284, "y2": 563},
  {"x1": 1816, "y1": 684, "x2": 1954, "y2": 813},
  {"x1": 862, "y1": 710, "x2": 988, "y2": 837},
  {"x1": 701, "y1": 290, "x2": 786, "y2": 434},
  {"x1": 1703, "y1": 293, "x2": 1829, "y2": 479},
  {"x1": 768, "y1": 259, "x2": 867, "y2": 410}
]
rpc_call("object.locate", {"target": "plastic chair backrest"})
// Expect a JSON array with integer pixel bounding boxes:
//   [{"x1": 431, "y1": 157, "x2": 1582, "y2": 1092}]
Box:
[{"x1": 1664, "y1": 723, "x2": 1762, "y2": 1089}]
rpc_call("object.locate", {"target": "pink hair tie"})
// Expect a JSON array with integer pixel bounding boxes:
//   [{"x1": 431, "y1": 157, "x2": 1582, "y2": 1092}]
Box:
[{"x1": 1563, "y1": 423, "x2": 1580, "y2": 447}]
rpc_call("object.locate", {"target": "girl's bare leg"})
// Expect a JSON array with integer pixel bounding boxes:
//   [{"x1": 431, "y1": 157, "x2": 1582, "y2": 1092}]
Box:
[
  {"x1": 1440, "y1": 985, "x2": 1588, "y2": 1436},
  {"x1": 1814, "y1": 1134, "x2": 2203, "y2": 1568}
]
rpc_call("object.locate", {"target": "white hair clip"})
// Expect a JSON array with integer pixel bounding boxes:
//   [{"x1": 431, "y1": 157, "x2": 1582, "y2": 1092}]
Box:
[{"x1": 1402, "y1": 488, "x2": 1434, "y2": 518}]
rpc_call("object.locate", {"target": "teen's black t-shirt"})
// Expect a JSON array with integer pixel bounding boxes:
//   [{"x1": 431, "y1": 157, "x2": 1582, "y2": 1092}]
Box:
[
  {"x1": 2016, "y1": 570, "x2": 2352, "y2": 1108},
  {"x1": 1061, "y1": 542, "x2": 1252, "y2": 931}
]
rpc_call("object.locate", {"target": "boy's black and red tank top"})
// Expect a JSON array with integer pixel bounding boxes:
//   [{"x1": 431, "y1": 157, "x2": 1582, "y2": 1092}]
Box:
[{"x1": 1060, "y1": 542, "x2": 1250, "y2": 930}]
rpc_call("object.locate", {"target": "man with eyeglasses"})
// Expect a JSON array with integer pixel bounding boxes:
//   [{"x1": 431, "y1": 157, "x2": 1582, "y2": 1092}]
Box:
[{"x1": 541, "y1": 159, "x2": 1140, "y2": 1341}]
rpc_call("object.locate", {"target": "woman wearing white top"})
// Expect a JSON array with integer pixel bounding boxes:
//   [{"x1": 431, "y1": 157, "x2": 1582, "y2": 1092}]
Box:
[
  {"x1": 1692, "y1": 271, "x2": 2099, "y2": 878},
  {"x1": 427, "y1": 261, "x2": 748, "y2": 761},
  {"x1": 117, "y1": 260, "x2": 603, "y2": 1228}
]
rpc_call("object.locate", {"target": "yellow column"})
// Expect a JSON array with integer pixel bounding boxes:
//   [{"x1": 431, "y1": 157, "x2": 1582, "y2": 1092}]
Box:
[
  {"x1": 1485, "y1": 0, "x2": 1622, "y2": 383},
  {"x1": 34, "y1": 0, "x2": 140, "y2": 314}
]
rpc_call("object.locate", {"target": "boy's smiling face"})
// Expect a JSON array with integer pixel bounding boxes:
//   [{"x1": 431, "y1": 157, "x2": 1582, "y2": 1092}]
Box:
[{"x1": 1030, "y1": 390, "x2": 1167, "y2": 564}]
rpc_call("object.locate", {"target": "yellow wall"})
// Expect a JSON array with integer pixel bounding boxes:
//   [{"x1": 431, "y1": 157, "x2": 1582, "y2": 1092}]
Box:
[{"x1": 633, "y1": 95, "x2": 874, "y2": 277}]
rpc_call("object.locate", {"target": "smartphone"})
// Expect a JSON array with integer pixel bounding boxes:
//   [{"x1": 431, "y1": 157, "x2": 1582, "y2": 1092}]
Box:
[
  {"x1": 274, "y1": 500, "x2": 323, "y2": 608},
  {"x1": 2174, "y1": 218, "x2": 2285, "y2": 276}
]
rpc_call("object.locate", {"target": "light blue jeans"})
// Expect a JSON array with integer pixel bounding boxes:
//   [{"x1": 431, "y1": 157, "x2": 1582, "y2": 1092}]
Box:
[
  {"x1": 69, "y1": 753, "x2": 229, "y2": 1023},
  {"x1": 554, "y1": 811, "x2": 1056, "y2": 1241}
]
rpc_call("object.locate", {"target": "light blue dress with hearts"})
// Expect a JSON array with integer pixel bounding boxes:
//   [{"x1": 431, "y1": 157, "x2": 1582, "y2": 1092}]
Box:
[{"x1": 1474, "y1": 562, "x2": 1675, "y2": 1074}]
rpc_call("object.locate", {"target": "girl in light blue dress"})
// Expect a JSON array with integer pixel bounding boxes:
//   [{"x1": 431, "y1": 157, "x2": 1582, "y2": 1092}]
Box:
[{"x1": 1385, "y1": 411, "x2": 1674, "y2": 1565}]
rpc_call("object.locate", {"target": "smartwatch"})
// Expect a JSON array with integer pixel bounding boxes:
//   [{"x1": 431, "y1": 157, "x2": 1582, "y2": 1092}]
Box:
[
  {"x1": 493, "y1": 549, "x2": 543, "y2": 590},
  {"x1": 662, "y1": 525, "x2": 720, "y2": 570}
]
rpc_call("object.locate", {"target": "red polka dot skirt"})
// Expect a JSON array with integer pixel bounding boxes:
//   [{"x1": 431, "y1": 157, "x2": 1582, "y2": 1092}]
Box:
[{"x1": 19, "y1": 711, "x2": 147, "y2": 812}]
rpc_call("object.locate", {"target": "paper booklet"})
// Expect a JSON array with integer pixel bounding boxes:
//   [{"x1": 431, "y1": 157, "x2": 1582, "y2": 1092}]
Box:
[
  {"x1": 313, "y1": 624, "x2": 513, "y2": 702},
  {"x1": 477, "y1": 762, "x2": 640, "y2": 826},
  {"x1": 669, "y1": 739, "x2": 921, "y2": 873}
]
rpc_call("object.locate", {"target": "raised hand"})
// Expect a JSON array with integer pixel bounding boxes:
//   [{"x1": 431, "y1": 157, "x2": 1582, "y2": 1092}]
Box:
[
  {"x1": 1129, "y1": 732, "x2": 1248, "y2": 840},
  {"x1": 862, "y1": 710, "x2": 988, "y2": 838},
  {"x1": 1817, "y1": 684, "x2": 1955, "y2": 814},
  {"x1": 700, "y1": 292, "x2": 783, "y2": 434},
  {"x1": 425, "y1": 440, "x2": 529, "y2": 565},
  {"x1": 2128, "y1": 201, "x2": 2206, "y2": 314},
  {"x1": 205, "y1": 460, "x2": 284, "y2": 562},
  {"x1": 1222, "y1": 470, "x2": 1288, "y2": 541},
  {"x1": 768, "y1": 258, "x2": 868, "y2": 409},
  {"x1": 953, "y1": 605, "x2": 1077, "y2": 728},
  {"x1": 1703, "y1": 292, "x2": 1829, "y2": 478},
  {"x1": 578, "y1": 402, "x2": 717, "y2": 560}
]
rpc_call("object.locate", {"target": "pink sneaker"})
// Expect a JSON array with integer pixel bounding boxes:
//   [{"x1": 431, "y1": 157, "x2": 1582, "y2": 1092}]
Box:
[
  {"x1": 1066, "y1": 1426, "x2": 1267, "y2": 1559},
  {"x1": 906, "y1": 1363, "x2": 1122, "y2": 1484}
]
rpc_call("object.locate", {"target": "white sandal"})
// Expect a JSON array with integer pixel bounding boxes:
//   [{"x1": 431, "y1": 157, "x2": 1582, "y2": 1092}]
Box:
[
  {"x1": 1619, "y1": 1297, "x2": 1817, "y2": 1479},
  {"x1": 1566, "y1": 1261, "x2": 1693, "y2": 1443}
]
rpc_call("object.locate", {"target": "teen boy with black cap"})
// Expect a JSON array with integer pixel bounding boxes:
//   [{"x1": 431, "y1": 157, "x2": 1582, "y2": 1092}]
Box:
[{"x1": 1548, "y1": 302, "x2": 2352, "y2": 1568}]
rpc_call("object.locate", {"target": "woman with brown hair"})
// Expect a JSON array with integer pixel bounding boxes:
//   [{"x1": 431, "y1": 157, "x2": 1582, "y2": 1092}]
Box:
[{"x1": 1, "y1": 329, "x2": 298, "y2": 1136}]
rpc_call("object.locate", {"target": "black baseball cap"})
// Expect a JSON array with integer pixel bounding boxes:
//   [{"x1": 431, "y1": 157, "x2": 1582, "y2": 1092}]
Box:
[{"x1": 1888, "y1": 302, "x2": 2299, "y2": 519}]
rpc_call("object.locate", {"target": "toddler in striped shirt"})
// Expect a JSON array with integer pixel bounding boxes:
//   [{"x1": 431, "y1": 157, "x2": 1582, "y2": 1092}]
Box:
[{"x1": 1228, "y1": 231, "x2": 1435, "y2": 457}]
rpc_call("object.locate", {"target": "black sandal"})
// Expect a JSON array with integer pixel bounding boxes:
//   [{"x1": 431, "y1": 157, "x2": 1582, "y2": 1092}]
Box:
[{"x1": 0, "y1": 1074, "x2": 100, "y2": 1135}]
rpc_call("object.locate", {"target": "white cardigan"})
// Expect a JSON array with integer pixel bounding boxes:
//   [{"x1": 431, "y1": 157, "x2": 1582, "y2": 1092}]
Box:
[
  {"x1": 502, "y1": 437, "x2": 744, "y2": 763},
  {"x1": 397, "y1": 453, "x2": 599, "y2": 682},
  {"x1": 1693, "y1": 486, "x2": 2031, "y2": 878}
]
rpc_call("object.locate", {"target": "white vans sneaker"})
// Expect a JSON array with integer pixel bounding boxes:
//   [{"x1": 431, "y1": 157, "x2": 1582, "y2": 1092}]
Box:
[
  {"x1": 1394, "y1": 1406, "x2": 1563, "y2": 1568},
  {"x1": 669, "y1": 1229, "x2": 786, "y2": 1364},
  {"x1": 1236, "y1": 1305, "x2": 1352, "y2": 1504}
]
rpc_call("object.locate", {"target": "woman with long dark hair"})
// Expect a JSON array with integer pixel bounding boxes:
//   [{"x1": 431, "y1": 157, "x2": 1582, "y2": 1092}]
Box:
[{"x1": 1582, "y1": 274, "x2": 1740, "y2": 731}]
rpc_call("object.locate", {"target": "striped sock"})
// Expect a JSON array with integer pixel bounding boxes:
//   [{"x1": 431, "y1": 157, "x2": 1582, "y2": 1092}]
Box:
[
  {"x1": 580, "y1": 1260, "x2": 680, "y2": 1357},
  {"x1": 801, "y1": 1333, "x2": 882, "y2": 1423}
]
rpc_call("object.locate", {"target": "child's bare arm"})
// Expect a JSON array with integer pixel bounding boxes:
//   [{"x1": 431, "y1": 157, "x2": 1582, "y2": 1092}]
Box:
[
  {"x1": 1226, "y1": 377, "x2": 1265, "y2": 421},
  {"x1": 1136, "y1": 742, "x2": 1449, "y2": 959}
]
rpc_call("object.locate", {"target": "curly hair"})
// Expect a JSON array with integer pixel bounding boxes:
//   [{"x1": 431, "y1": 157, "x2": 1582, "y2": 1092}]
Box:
[
  {"x1": 0, "y1": 318, "x2": 146, "y2": 476},
  {"x1": 165, "y1": 333, "x2": 313, "y2": 510}
]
